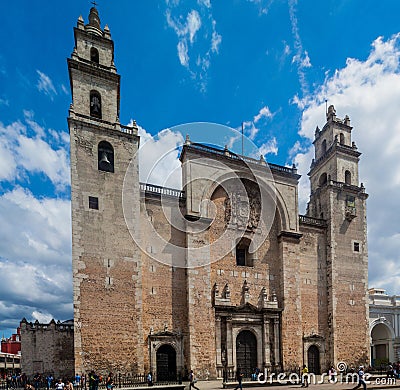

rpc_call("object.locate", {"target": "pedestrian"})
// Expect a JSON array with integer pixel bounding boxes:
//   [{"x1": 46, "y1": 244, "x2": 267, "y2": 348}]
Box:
[
  {"x1": 234, "y1": 368, "x2": 243, "y2": 390},
  {"x1": 46, "y1": 374, "x2": 54, "y2": 390},
  {"x1": 189, "y1": 370, "x2": 199, "y2": 390},
  {"x1": 352, "y1": 366, "x2": 367, "y2": 390},
  {"x1": 74, "y1": 373, "x2": 81, "y2": 389},
  {"x1": 33, "y1": 373, "x2": 41, "y2": 390},
  {"x1": 66, "y1": 380, "x2": 74, "y2": 390},
  {"x1": 88, "y1": 372, "x2": 96, "y2": 390},
  {"x1": 55, "y1": 379, "x2": 65, "y2": 390},
  {"x1": 106, "y1": 373, "x2": 113, "y2": 390},
  {"x1": 146, "y1": 372, "x2": 153, "y2": 387},
  {"x1": 301, "y1": 365, "x2": 308, "y2": 387}
]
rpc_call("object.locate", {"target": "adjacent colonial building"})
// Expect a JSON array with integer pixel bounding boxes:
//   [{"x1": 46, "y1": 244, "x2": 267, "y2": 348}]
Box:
[
  {"x1": 68, "y1": 7, "x2": 369, "y2": 380},
  {"x1": 20, "y1": 319, "x2": 74, "y2": 379},
  {"x1": 369, "y1": 288, "x2": 400, "y2": 365}
]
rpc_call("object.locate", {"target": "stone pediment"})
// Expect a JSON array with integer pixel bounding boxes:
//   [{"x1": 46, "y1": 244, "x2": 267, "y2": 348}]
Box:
[
  {"x1": 236, "y1": 302, "x2": 260, "y2": 312},
  {"x1": 303, "y1": 333, "x2": 324, "y2": 341},
  {"x1": 148, "y1": 329, "x2": 183, "y2": 341}
]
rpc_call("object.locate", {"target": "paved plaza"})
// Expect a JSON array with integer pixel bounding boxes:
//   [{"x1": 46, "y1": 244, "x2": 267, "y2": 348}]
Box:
[{"x1": 189, "y1": 378, "x2": 400, "y2": 390}]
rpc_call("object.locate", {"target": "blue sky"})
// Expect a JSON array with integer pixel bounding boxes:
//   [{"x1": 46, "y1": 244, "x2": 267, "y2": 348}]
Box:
[{"x1": 1, "y1": 0, "x2": 400, "y2": 338}]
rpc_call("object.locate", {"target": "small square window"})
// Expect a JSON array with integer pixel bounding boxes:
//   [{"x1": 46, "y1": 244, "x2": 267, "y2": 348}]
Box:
[
  {"x1": 89, "y1": 196, "x2": 99, "y2": 210},
  {"x1": 354, "y1": 242, "x2": 360, "y2": 252}
]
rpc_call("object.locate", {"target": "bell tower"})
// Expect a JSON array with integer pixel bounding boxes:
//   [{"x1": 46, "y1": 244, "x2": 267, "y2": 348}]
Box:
[
  {"x1": 68, "y1": 7, "x2": 142, "y2": 374},
  {"x1": 308, "y1": 105, "x2": 369, "y2": 367}
]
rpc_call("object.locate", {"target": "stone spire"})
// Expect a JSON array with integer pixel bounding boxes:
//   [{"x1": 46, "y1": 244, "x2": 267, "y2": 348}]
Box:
[{"x1": 88, "y1": 6, "x2": 101, "y2": 30}]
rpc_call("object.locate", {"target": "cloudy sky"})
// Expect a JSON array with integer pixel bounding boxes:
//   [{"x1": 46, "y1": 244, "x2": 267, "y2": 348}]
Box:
[{"x1": 1, "y1": 0, "x2": 400, "y2": 338}]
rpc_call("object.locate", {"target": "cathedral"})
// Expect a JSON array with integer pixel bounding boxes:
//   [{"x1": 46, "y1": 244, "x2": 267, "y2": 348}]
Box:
[{"x1": 68, "y1": 7, "x2": 369, "y2": 380}]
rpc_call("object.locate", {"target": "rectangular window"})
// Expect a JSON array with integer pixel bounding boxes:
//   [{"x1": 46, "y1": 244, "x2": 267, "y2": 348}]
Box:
[
  {"x1": 354, "y1": 242, "x2": 360, "y2": 252},
  {"x1": 346, "y1": 195, "x2": 356, "y2": 207},
  {"x1": 89, "y1": 196, "x2": 99, "y2": 210}
]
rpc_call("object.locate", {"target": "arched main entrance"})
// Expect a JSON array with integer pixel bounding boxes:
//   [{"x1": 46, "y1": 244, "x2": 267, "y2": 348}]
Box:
[
  {"x1": 236, "y1": 330, "x2": 257, "y2": 377},
  {"x1": 156, "y1": 344, "x2": 177, "y2": 381},
  {"x1": 307, "y1": 345, "x2": 320, "y2": 374}
]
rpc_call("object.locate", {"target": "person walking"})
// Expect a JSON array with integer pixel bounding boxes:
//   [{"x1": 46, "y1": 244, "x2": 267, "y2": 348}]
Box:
[
  {"x1": 146, "y1": 372, "x2": 153, "y2": 387},
  {"x1": 65, "y1": 380, "x2": 74, "y2": 390},
  {"x1": 234, "y1": 368, "x2": 243, "y2": 390},
  {"x1": 301, "y1": 365, "x2": 309, "y2": 387},
  {"x1": 352, "y1": 366, "x2": 367, "y2": 390},
  {"x1": 55, "y1": 378, "x2": 65, "y2": 390},
  {"x1": 33, "y1": 373, "x2": 41, "y2": 390},
  {"x1": 189, "y1": 370, "x2": 199, "y2": 390},
  {"x1": 46, "y1": 374, "x2": 54, "y2": 390},
  {"x1": 106, "y1": 373, "x2": 113, "y2": 390}
]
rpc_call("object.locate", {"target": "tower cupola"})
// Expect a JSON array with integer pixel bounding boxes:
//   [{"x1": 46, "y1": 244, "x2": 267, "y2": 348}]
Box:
[{"x1": 86, "y1": 7, "x2": 102, "y2": 36}]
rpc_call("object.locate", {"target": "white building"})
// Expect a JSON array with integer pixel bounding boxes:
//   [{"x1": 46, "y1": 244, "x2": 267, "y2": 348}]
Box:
[{"x1": 369, "y1": 288, "x2": 400, "y2": 365}]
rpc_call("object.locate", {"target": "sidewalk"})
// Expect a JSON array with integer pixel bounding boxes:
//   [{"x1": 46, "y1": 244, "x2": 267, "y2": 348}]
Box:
[{"x1": 190, "y1": 378, "x2": 400, "y2": 390}]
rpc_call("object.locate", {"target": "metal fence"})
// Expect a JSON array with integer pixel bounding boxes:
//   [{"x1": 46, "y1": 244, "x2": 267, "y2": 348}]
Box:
[{"x1": 0, "y1": 373, "x2": 181, "y2": 390}]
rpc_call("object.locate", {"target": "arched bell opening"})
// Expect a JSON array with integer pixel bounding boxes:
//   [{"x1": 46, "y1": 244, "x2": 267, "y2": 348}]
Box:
[{"x1": 98, "y1": 141, "x2": 114, "y2": 173}]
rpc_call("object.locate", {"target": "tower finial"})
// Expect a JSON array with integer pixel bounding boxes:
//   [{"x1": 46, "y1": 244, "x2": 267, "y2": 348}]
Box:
[
  {"x1": 91, "y1": 1, "x2": 98, "y2": 7},
  {"x1": 88, "y1": 4, "x2": 101, "y2": 30}
]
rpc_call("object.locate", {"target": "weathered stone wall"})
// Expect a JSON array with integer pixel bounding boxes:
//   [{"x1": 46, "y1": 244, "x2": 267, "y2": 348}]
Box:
[
  {"x1": 328, "y1": 192, "x2": 369, "y2": 366},
  {"x1": 20, "y1": 320, "x2": 74, "y2": 379},
  {"x1": 139, "y1": 198, "x2": 188, "y2": 374},
  {"x1": 70, "y1": 121, "x2": 141, "y2": 376}
]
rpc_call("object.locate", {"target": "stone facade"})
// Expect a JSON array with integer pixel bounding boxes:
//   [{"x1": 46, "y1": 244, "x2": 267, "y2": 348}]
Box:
[
  {"x1": 20, "y1": 319, "x2": 74, "y2": 378},
  {"x1": 68, "y1": 8, "x2": 370, "y2": 380},
  {"x1": 369, "y1": 288, "x2": 400, "y2": 365}
]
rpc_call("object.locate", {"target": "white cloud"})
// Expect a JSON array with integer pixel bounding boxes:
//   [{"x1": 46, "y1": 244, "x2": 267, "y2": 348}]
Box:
[
  {"x1": 0, "y1": 115, "x2": 70, "y2": 190},
  {"x1": 177, "y1": 40, "x2": 189, "y2": 67},
  {"x1": 61, "y1": 84, "x2": 69, "y2": 95},
  {"x1": 211, "y1": 20, "x2": 222, "y2": 54},
  {"x1": 288, "y1": 0, "x2": 312, "y2": 96},
  {"x1": 197, "y1": 0, "x2": 211, "y2": 8},
  {"x1": 259, "y1": 137, "x2": 278, "y2": 156},
  {"x1": 239, "y1": 105, "x2": 275, "y2": 141},
  {"x1": 0, "y1": 187, "x2": 72, "y2": 327},
  {"x1": 165, "y1": 1, "x2": 222, "y2": 91},
  {"x1": 136, "y1": 124, "x2": 184, "y2": 189},
  {"x1": 254, "y1": 105, "x2": 273, "y2": 123},
  {"x1": 187, "y1": 10, "x2": 201, "y2": 43},
  {"x1": 247, "y1": 0, "x2": 273, "y2": 15},
  {"x1": 291, "y1": 33, "x2": 400, "y2": 294},
  {"x1": 32, "y1": 311, "x2": 54, "y2": 323},
  {"x1": 36, "y1": 70, "x2": 57, "y2": 99}
]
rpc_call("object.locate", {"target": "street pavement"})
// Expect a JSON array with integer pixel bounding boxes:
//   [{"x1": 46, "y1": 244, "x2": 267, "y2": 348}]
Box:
[{"x1": 189, "y1": 378, "x2": 400, "y2": 390}]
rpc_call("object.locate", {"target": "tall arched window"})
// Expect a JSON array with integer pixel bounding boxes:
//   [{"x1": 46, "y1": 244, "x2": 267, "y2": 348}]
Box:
[
  {"x1": 345, "y1": 170, "x2": 351, "y2": 185},
  {"x1": 339, "y1": 133, "x2": 345, "y2": 145},
  {"x1": 90, "y1": 47, "x2": 99, "y2": 64},
  {"x1": 90, "y1": 90, "x2": 102, "y2": 119},
  {"x1": 98, "y1": 141, "x2": 114, "y2": 173}
]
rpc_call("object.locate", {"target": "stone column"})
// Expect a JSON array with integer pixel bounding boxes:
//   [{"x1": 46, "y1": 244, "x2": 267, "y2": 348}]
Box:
[
  {"x1": 263, "y1": 316, "x2": 271, "y2": 367},
  {"x1": 215, "y1": 316, "x2": 222, "y2": 366},
  {"x1": 274, "y1": 317, "x2": 281, "y2": 366},
  {"x1": 226, "y1": 316, "x2": 233, "y2": 367}
]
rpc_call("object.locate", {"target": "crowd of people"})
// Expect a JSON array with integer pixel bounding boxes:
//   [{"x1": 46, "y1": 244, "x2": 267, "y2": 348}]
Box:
[{"x1": 3, "y1": 372, "x2": 114, "y2": 390}]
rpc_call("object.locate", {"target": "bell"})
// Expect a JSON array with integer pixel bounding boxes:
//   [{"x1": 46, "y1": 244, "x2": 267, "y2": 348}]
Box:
[{"x1": 100, "y1": 151, "x2": 110, "y2": 165}]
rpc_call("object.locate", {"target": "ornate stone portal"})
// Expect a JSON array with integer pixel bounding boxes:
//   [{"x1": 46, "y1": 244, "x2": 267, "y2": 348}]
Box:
[{"x1": 213, "y1": 282, "x2": 281, "y2": 378}]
